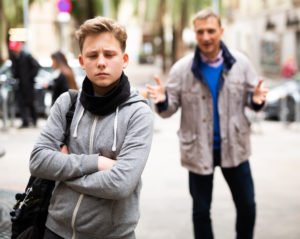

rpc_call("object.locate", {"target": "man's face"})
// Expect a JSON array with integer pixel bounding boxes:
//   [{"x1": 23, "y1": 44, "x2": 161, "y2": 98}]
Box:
[
  {"x1": 193, "y1": 16, "x2": 223, "y2": 59},
  {"x1": 79, "y1": 32, "x2": 128, "y2": 95}
]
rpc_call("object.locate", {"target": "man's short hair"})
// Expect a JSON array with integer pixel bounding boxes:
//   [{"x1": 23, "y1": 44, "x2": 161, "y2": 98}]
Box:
[
  {"x1": 75, "y1": 16, "x2": 127, "y2": 52},
  {"x1": 192, "y1": 8, "x2": 222, "y2": 26}
]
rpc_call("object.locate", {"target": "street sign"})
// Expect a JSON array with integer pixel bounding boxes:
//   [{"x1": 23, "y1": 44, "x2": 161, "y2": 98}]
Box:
[{"x1": 56, "y1": 0, "x2": 72, "y2": 13}]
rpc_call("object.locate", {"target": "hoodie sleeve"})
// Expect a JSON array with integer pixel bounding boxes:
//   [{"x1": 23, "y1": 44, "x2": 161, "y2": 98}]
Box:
[
  {"x1": 29, "y1": 92, "x2": 99, "y2": 181},
  {"x1": 64, "y1": 103, "x2": 154, "y2": 200}
]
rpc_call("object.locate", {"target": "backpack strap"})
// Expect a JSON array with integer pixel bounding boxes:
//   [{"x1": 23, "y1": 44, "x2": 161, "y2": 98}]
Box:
[{"x1": 63, "y1": 89, "x2": 78, "y2": 144}]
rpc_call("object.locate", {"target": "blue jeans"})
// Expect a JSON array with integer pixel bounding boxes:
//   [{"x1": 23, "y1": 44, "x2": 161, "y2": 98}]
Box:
[{"x1": 189, "y1": 150, "x2": 256, "y2": 239}]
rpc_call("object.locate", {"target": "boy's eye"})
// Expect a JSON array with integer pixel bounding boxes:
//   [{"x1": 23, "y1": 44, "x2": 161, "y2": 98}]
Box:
[
  {"x1": 104, "y1": 52, "x2": 115, "y2": 57},
  {"x1": 87, "y1": 54, "x2": 97, "y2": 58}
]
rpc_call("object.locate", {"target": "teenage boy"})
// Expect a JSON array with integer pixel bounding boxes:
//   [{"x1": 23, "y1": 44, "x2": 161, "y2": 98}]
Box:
[{"x1": 30, "y1": 16, "x2": 153, "y2": 239}]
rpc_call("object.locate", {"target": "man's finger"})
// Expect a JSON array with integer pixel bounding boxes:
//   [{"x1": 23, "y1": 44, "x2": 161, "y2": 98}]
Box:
[
  {"x1": 153, "y1": 75, "x2": 162, "y2": 86},
  {"x1": 256, "y1": 79, "x2": 264, "y2": 89},
  {"x1": 146, "y1": 84, "x2": 156, "y2": 92}
]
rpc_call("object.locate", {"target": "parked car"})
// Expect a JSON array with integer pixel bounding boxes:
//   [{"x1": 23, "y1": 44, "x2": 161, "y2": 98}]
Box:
[{"x1": 264, "y1": 78, "x2": 300, "y2": 121}]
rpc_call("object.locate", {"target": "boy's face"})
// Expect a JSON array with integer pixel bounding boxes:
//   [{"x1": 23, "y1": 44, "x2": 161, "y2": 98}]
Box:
[{"x1": 79, "y1": 32, "x2": 128, "y2": 95}]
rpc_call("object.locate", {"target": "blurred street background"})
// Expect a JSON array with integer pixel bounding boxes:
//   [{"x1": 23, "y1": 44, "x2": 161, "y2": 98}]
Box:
[{"x1": 1, "y1": 0, "x2": 300, "y2": 238}]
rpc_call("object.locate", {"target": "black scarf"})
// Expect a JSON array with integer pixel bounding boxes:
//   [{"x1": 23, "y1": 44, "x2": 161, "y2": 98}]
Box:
[{"x1": 80, "y1": 72, "x2": 130, "y2": 116}]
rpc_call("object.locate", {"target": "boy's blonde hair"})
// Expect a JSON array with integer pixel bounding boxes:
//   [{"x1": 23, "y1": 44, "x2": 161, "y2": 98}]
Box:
[{"x1": 75, "y1": 16, "x2": 127, "y2": 52}]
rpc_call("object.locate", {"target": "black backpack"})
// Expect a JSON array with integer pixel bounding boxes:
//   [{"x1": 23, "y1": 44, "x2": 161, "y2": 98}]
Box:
[{"x1": 10, "y1": 90, "x2": 78, "y2": 239}]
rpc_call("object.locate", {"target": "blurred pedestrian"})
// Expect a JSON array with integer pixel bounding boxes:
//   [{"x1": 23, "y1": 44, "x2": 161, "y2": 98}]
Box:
[
  {"x1": 49, "y1": 51, "x2": 78, "y2": 105},
  {"x1": 281, "y1": 57, "x2": 297, "y2": 78},
  {"x1": 29, "y1": 16, "x2": 153, "y2": 239},
  {"x1": 9, "y1": 41, "x2": 40, "y2": 128},
  {"x1": 147, "y1": 8, "x2": 268, "y2": 239}
]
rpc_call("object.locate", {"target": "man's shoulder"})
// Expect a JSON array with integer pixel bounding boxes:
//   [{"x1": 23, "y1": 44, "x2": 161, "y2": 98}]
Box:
[
  {"x1": 227, "y1": 48, "x2": 250, "y2": 62},
  {"x1": 20, "y1": 51, "x2": 32, "y2": 59},
  {"x1": 171, "y1": 52, "x2": 194, "y2": 72},
  {"x1": 177, "y1": 52, "x2": 194, "y2": 64},
  {"x1": 21, "y1": 51, "x2": 39, "y2": 63},
  {"x1": 225, "y1": 47, "x2": 256, "y2": 74}
]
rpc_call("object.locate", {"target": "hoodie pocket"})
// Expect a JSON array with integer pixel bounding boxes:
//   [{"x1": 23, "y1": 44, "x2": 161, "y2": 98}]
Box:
[{"x1": 75, "y1": 196, "x2": 113, "y2": 236}]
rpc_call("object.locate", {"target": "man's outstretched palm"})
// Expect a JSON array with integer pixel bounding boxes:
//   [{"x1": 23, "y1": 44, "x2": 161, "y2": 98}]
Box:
[
  {"x1": 252, "y1": 80, "x2": 268, "y2": 105},
  {"x1": 146, "y1": 76, "x2": 166, "y2": 104}
]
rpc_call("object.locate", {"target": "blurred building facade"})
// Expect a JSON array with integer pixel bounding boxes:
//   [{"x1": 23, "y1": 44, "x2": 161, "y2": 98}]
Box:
[
  {"x1": 25, "y1": 0, "x2": 143, "y2": 66},
  {"x1": 222, "y1": 0, "x2": 300, "y2": 79},
  {"x1": 25, "y1": 0, "x2": 78, "y2": 65},
  {"x1": 22, "y1": 0, "x2": 300, "y2": 78}
]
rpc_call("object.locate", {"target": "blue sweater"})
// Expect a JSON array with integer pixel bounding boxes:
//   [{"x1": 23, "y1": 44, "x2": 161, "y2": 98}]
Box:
[{"x1": 200, "y1": 62, "x2": 223, "y2": 150}]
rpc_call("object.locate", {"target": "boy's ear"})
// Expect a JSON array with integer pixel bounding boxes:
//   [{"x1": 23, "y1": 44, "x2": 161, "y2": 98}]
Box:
[
  {"x1": 78, "y1": 55, "x2": 84, "y2": 69},
  {"x1": 123, "y1": 53, "x2": 129, "y2": 68}
]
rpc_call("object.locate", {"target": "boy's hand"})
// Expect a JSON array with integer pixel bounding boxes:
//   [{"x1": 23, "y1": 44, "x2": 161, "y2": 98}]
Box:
[
  {"x1": 98, "y1": 156, "x2": 116, "y2": 171},
  {"x1": 60, "y1": 145, "x2": 69, "y2": 154}
]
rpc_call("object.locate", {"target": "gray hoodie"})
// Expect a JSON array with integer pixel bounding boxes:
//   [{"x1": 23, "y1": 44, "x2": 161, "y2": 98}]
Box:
[{"x1": 30, "y1": 89, "x2": 154, "y2": 239}]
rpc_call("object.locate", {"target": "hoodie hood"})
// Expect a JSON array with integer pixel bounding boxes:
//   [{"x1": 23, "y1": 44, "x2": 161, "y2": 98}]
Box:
[
  {"x1": 110, "y1": 89, "x2": 149, "y2": 152},
  {"x1": 73, "y1": 86, "x2": 149, "y2": 152}
]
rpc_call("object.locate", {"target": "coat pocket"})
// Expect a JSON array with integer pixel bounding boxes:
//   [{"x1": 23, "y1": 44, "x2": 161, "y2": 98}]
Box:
[
  {"x1": 232, "y1": 116, "x2": 251, "y2": 156},
  {"x1": 177, "y1": 131, "x2": 198, "y2": 162}
]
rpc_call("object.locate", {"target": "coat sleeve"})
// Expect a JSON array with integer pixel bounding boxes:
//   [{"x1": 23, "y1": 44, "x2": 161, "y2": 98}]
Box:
[
  {"x1": 29, "y1": 92, "x2": 99, "y2": 181},
  {"x1": 155, "y1": 63, "x2": 182, "y2": 118},
  {"x1": 241, "y1": 53, "x2": 265, "y2": 111},
  {"x1": 64, "y1": 105, "x2": 154, "y2": 200}
]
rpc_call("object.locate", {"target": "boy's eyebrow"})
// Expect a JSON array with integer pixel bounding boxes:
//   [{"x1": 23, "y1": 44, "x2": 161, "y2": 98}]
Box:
[
  {"x1": 103, "y1": 48, "x2": 118, "y2": 52},
  {"x1": 87, "y1": 46, "x2": 119, "y2": 51},
  {"x1": 84, "y1": 48, "x2": 118, "y2": 54}
]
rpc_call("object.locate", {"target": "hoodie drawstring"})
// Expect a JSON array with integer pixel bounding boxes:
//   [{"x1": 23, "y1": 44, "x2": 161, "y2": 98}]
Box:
[
  {"x1": 112, "y1": 106, "x2": 119, "y2": 152},
  {"x1": 72, "y1": 105, "x2": 119, "y2": 152},
  {"x1": 73, "y1": 107, "x2": 84, "y2": 138}
]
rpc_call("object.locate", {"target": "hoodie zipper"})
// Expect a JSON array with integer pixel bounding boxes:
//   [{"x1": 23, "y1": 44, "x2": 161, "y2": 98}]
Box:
[{"x1": 71, "y1": 116, "x2": 98, "y2": 239}]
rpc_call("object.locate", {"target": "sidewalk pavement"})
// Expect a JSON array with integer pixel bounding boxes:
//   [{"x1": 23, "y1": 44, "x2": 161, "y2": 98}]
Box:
[
  {"x1": 136, "y1": 114, "x2": 300, "y2": 239},
  {"x1": 0, "y1": 190, "x2": 15, "y2": 239},
  {"x1": 1, "y1": 116, "x2": 300, "y2": 238}
]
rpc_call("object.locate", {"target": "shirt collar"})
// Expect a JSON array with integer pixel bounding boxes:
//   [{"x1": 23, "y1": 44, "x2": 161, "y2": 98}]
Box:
[{"x1": 200, "y1": 50, "x2": 223, "y2": 65}]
